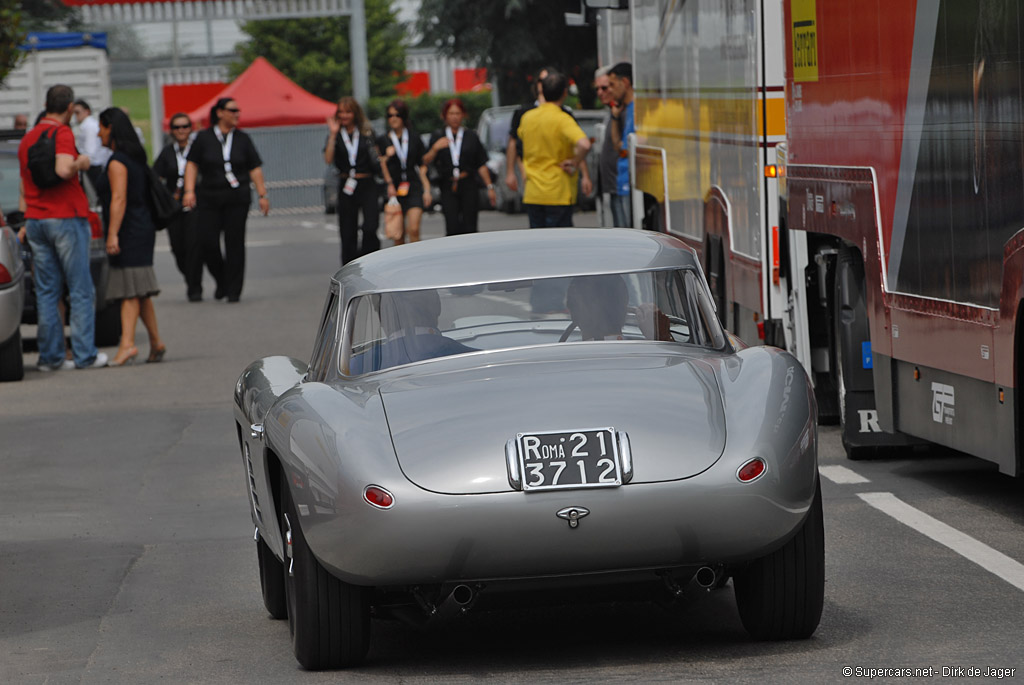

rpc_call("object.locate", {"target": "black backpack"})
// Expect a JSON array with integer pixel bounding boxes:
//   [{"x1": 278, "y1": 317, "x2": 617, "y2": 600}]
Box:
[{"x1": 27, "y1": 126, "x2": 63, "y2": 189}]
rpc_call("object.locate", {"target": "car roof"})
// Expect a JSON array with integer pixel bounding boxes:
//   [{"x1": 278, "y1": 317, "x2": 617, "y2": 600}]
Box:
[{"x1": 332, "y1": 228, "x2": 701, "y2": 294}]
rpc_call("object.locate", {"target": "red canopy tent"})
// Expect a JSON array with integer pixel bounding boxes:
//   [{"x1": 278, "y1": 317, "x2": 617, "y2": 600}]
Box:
[{"x1": 170, "y1": 57, "x2": 337, "y2": 130}]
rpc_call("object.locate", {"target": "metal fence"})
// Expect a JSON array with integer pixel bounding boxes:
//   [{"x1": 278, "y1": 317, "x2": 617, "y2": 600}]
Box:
[{"x1": 246, "y1": 124, "x2": 331, "y2": 215}]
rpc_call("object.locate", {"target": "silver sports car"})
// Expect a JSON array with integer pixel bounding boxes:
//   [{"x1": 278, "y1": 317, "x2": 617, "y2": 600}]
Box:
[{"x1": 234, "y1": 228, "x2": 823, "y2": 670}]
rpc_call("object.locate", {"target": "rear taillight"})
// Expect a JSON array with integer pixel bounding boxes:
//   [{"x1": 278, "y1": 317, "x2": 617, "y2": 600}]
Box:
[
  {"x1": 363, "y1": 485, "x2": 395, "y2": 509},
  {"x1": 0, "y1": 263, "x2": 11, "y2": 285},
  {"x1": 736, "y1": 458, "x2": 766, "y2": 483}
]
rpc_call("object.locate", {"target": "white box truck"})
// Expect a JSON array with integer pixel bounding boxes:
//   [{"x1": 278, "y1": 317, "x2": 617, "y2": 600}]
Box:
[{"x1": 0, "y1": 32, "x2": 111, "y2": 128}]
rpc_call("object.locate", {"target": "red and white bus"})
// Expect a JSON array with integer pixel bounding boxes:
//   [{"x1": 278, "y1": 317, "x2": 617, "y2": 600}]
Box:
[
  {"x1": 601, "y1": 0, "x2": 1023, "y2": 470},
  {"x1": 781, "y1": 0, "x2": 1024, "y2": 471}
]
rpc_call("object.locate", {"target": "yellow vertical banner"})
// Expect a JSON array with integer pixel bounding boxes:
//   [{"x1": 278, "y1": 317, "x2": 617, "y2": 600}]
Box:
[{"x1": 792, "y1": 0, "x2": 819, "y2": 82}]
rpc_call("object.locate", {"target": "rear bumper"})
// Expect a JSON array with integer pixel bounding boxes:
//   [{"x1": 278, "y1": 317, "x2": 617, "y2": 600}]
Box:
[{"x1": 296, "y1": 456, "x2": 817, "y2": 586}]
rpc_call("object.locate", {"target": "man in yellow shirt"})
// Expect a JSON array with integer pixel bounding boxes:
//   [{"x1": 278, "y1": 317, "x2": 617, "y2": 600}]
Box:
[{"x1": 517, "y1": 71, "x2": 592, "y2": 228}]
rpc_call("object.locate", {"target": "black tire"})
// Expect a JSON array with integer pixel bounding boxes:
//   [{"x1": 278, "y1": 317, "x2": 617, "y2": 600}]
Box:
[
  {"x1": 0, "y1": 328, "x2": 25, "y2": 382},
  {"x1": 257, "y1": 535, "x2": 287, "y2": 620},
  {"x1": 734, "y1": 480, "x2": 824, "y2": 640},
  {"x1": 835, "y1": 248, "x2": 873, "y2": 460},
  {"x1": 280, "y1": 473, "x2": 370, "y2": 670},
  {"x1": 94, "y1": 302, "x2": 121, "y2": 348}
]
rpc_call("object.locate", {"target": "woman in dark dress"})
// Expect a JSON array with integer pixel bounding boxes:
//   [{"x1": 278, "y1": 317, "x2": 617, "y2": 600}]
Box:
[
  {"x1": 182, "y1": 97, "x2": 270, "y2": 303},
  {"x1": 377, "y1": 98, "x2": 432, "y2": 244},
  {"x1": 423, "y1": 98, "x2": 497, "y2": 236},
  {"x1": 97, "y1": 107, "x2": 167, "y2": 366},
  {"x1": 325, "y1": 96, "x2": 380, "y2": 263}
]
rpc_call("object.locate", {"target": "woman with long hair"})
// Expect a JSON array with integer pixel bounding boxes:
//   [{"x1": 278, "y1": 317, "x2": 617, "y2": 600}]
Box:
[
  {"x1": 182, "y1": 97, "x2": 269, "y2": 303},
  {"x1": 324, "y1": 96, "x2": 380, "y2": 263},
  {"x1": 377, "y1": 98, "x2": 432, "y2": 244},
  {"x1": 97, "y1": 107, "x2": 167, "y2": 366},
  {"x1": 423, "y1": 98, "x2": 497, "y2": 236}
]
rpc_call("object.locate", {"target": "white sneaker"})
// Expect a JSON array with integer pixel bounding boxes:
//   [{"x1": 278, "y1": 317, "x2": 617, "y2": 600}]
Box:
[
  {"x1": 78, "y1": 352, "x2": 109, "y2": 369},
  {"x1": 37, "y1": 359, "x2": 76, "y2": 372}
]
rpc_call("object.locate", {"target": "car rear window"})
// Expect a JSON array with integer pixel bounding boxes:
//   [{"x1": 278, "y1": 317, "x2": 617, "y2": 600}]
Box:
[{"x1": 342, "y1": 269, "x2": 726, "y2": 376}]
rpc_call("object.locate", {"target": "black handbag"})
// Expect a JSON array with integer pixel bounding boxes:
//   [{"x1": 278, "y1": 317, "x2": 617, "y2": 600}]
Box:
[{"x1": 145, "y1": 166, "x2": 181, "y2": 230}]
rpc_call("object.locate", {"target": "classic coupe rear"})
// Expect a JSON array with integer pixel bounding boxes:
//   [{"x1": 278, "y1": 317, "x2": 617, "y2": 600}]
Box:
[{"x1": 234, "y1": 229, "x2": 823, "y2": 670}]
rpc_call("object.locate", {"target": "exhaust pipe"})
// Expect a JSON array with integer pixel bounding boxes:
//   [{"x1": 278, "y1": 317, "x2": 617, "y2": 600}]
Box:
[
  {"x1": 431, "y1": 584, "x2": 475, "y2": 621},
  {"x1": 694, "y1": 566, "x2": 718, "y2": 589}
]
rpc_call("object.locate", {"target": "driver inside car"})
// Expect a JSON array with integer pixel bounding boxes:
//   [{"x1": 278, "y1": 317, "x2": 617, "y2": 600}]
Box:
[
  {"x1": 566, "y1": 274, "x2": 630, "y2": 340},
  {"x1": 566, "y1": 274, "x2": 674, "y2": 342},
  {"x1": 348, "y1": 289, "x2": 475, "y2": 374}
]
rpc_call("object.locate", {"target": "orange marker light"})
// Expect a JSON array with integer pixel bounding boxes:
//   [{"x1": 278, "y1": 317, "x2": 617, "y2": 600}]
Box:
[{"x1": 764, "y1": 164, "x2": 778, "y2": 178}]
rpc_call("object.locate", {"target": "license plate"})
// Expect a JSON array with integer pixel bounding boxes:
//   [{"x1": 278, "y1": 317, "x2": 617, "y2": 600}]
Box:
[{"x1": 516, "y1": 427, "x2": 622, "y2": 492}]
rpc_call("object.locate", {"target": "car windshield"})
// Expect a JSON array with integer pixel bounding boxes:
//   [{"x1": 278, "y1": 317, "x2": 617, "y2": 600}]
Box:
[{"x1": 344, "y1": 269, "x2": 726, "y2": 375}]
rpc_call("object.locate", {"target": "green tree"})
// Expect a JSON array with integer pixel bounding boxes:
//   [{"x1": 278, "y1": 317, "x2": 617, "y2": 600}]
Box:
[
  {"x1": 0, "y1": 0, "x2": 25, "y2": 87},
  {"x1": 233, "y1": 0, "x2": 406, "y2": 102},
  {"x1": 417, "y1": 0, "x2": 598, "y2": 108},
  {"x1": 19, "y1": 0, "x2": 81, "y2": 32}
]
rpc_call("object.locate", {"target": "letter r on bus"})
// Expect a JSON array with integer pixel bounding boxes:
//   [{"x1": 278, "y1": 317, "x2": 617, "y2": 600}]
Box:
[{"x1": 858, "y1": 409, "x2": 881, "y2": 433}]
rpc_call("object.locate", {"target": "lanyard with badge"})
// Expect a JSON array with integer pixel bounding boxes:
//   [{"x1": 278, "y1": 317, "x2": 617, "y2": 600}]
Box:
[
  {"x1": 341, "y1": 129, "x2": 360, "y2": 196},
  {"x1": 174, "y1": 139, "x2": 193, "y2": 208},
  {"x1": 446, "y1": 126, "x2": 463, "y2": 192},
  {"x1": 214, "y1": 128, "x2": 240, "y2": 188},
  {"x1": 389, "y1": 129, "x2": 410, "y2": 196}
]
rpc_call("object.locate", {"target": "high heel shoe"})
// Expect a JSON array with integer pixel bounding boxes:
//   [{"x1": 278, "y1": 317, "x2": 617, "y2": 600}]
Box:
[
  {"x1": 107, "y1": 347, "x2": 138, "y2": 367},
  {"x1": 146, "y1": 346, "x2": 167, "y2": 364}
]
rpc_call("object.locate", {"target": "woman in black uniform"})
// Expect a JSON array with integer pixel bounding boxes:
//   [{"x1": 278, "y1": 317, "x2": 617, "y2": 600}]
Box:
[
  {"x1": 97, "y1": 108, "x2": 167, "y2": 366},
  {"x1": 423, "y1": 98, "x2": 496, "y2": 236},
  {"x1": 378, "y1": 98, "x2": 432, "y2": 244},
  {"x1": 182, "y1": 97, "x2": 269, "y2": 303},
  {"x1": 325, "y1": 96, "x2": 380, "y2": 264}
]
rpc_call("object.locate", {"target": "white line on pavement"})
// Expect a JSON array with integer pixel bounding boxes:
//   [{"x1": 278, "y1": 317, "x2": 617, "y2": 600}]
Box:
[
  {"x1": 859, "y1": 492, "x2": 1024, "y2": 593},
  {"x1": 819, "y1": 465, "x2": 870, "y2": 484}
]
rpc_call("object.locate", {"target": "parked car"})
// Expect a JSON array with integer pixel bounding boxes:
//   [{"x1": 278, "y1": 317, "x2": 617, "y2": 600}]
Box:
[
  {"x1": 233, "y1": 228, "x2": 824, "y2": 670},
  {"x1": 0, "y1": 207, "x2": 26, "y2": 381},
  {"x1": 0, "y1": 133, "x2": 120, "y2": 348}
]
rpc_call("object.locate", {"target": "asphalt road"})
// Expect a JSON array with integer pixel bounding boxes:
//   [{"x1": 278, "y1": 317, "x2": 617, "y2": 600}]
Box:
[{"x1": 3, "y1": 209, "x2": 1024, "y2": 684}]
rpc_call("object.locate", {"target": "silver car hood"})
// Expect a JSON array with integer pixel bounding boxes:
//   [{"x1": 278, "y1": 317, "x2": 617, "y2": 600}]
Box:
[{"x1": 379, "y1": 348, "x2": 726, "y2": 495}]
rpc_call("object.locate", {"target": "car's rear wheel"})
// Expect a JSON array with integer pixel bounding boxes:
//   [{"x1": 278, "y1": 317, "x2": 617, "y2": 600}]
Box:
[
  {"x1": 256, "y1": 534, "x2": 287, "y2": 620},
  {"x1": 0, "y1": 329, "x2": 25, "y2": 382},
  {"x1": 280, "y1": 473, "x2": 370, "y2": 670},
  {"x1": 733, "y1": 480, "x2": 824, "y2": 640}
]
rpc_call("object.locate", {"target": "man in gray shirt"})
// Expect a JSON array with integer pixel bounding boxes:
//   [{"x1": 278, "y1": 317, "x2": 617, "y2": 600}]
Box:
[{"x1": 594, "y1": 66, "x2": 618, "y2": 227}]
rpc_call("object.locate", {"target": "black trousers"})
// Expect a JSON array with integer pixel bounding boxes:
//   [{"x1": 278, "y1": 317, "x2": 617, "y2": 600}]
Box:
[
  {"x1": 195, "y1": 199, "x2": 249, "y2": 300},
  {"x1": 166, "y1": 209, "x2": 203, "y2": 299},
  {"x1": 338, "y1": 178, "x2": 380, "y2": 265},
  {"x1": 440, "y1": 180, "x2": 480, "y2": 236}
]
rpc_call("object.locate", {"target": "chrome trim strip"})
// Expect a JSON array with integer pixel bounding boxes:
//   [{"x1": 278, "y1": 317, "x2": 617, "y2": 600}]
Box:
[
  {"x1": 617, "y1": 431, "x2": 633, "y2": 484},
  {"x1": 505, "y1": 439, "x2": 521, "y2": 490}
]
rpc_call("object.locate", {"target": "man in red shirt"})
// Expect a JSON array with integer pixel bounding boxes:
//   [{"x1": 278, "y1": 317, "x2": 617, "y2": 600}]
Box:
[{"x1": 18, "y1": 84, "x2": 108, "y2": 370}]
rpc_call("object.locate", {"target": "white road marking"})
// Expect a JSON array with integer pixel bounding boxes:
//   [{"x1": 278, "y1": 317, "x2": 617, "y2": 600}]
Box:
[
  {"x1": 859, "y1": 492, "x2": 1024, "y2": 593},
  {"x1": 819, "y1": 465, "x2": 870, "y2": 484}
]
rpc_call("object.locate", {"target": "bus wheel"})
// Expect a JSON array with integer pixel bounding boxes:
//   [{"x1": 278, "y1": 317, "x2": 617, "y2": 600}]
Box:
[{"x1": 835, "y1": 246, "x2": 874, "y2": 460}]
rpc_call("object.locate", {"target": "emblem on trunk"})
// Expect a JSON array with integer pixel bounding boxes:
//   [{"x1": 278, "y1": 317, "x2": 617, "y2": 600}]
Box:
[{"x1": 556, "y1": 506, "x2": 590, "y2": 529}]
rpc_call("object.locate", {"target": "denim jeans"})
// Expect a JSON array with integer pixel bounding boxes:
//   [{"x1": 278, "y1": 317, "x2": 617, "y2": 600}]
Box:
[
  {"x1": 610, "y1": 194, "x2": 633, "y2": 228},
  {"x1": 525, "y1": 203, "x2": 574, "y2": 229},
  {"x1": 26, "y1": 217, "x2": 98, "y2": 367}
]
